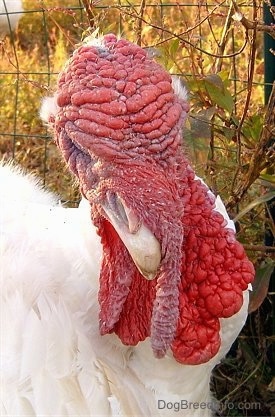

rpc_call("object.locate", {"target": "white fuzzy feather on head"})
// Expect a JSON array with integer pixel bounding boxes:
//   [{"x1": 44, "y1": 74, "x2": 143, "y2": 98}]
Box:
[
  {"x1": 171, "y1": 76, "x2": 188, "y2": 102},
  {"x1": 40, "y1": 95, "x2": 60, "y2": 126}
]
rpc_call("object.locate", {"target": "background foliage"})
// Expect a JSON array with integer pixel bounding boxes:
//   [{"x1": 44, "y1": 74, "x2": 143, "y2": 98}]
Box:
[{"x1": 0, "y1": 1, "x2": 274, "y2": 415}]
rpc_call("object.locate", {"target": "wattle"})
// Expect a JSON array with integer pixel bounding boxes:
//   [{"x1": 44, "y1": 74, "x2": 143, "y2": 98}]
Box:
[
  {"x1": 94, "y1": 157, "x2": 254, "y2": 365},
  {"x1": 173, "y1": 163, "x2": 253, "y2": 364}
]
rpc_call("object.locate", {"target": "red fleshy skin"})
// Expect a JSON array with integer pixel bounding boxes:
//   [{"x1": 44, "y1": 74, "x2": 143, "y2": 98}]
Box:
[
  {"x1": 51, "y1": 34, "x2": 255, "y2": 365},
  {"x1": 55, "y1": 35, "x2": 188, "y2": 166},
  {"x1": 171, "y1": 174, "x2": 254, "y2": 364}
]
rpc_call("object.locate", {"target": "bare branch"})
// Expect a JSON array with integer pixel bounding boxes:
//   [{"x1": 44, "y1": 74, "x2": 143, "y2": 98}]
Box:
[
  {"x1": 136, "y1": 0, "x2": 146, "y2": 46},
  {"x1": 243, "y1": 245, "x2": 275, "y2": 253},
  {"x1": 227, "y1": 82, "x2": 275, "y2": 210},
  {"x1": 116, "y1": 4, "x2": 248, "y2": 59},
  {"x1": 231, "y1": 0, "x2": 258, "y2": 190},
  {"x1": 232, "y1": 0, "x2": 275, "y2": 39},
  {"x1": 81, "y1": 0, "x2": 97, "y2": 31}
]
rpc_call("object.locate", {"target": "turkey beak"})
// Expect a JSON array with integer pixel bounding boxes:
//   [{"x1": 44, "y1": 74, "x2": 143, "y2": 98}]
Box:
[{"x1": 102, "y1": 193, "x2": 161, "y2": 280}]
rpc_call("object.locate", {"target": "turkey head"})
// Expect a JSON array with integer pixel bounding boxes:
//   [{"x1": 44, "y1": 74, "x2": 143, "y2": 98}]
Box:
[{"x1": 41, "y1": 34, "x2": 254, "y2": 365}]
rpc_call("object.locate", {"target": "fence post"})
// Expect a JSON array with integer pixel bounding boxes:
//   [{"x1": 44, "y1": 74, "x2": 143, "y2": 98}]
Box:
[
  {"x1": 263, "y1": 1, "x2": 275, "y2": 103},
  {"x1": 263, "y1": 0, "x2": 275, "y2": 371}
]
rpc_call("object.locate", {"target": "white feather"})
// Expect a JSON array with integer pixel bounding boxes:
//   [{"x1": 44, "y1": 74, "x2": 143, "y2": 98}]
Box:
[
  {"x1": 171, "y1": 76, "x2": 188, "y2": 102},
  {"x1": 0, "y1": 0, "x2": 23, "y2": 37},
  {"x1": 40, "y1": 94, "x2": 61, "y2": 126},
  {"x1": 0, "y1": 163, "x2": 250, "y2": 416}
]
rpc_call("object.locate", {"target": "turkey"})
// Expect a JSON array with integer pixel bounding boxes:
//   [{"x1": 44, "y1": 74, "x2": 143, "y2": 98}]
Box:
[
  {"x1": 0, "y1": 0, "x2": 22, "y2": 37},
  {"x1": 0, "y1": 34, "x2": 254, "y2": 416}
]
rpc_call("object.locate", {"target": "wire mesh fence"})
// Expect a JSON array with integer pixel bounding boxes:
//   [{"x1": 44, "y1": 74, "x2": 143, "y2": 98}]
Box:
[
  {"x1": 1, "y1": 2, "x2": 273, "y2": 204},
  {"x1": 0, "y1": 1, "x2": 274, "y2": 416}
]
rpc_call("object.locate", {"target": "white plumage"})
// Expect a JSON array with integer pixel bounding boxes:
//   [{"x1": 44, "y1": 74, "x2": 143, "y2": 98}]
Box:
[
  {"x1": 0, "y1": 162, "x2": 249, "y2": 417},
  {"x1": 0, "y1": 0, "x2": 22, "y2": 37}
]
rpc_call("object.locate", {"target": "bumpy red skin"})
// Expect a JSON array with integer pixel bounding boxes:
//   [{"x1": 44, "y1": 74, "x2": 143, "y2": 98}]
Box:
[{"x1": 51, "y1": 34, "x2": 254, "y2": 365}]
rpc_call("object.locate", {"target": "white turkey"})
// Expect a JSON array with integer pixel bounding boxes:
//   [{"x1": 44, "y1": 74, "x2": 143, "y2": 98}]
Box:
[
  {"x1": 0, "y1": 34, "x2": 254, "y2": 416},
  {"x1": 0, "y1": 0, "x2": 22, "y2": 37}
]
